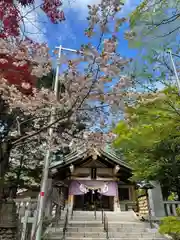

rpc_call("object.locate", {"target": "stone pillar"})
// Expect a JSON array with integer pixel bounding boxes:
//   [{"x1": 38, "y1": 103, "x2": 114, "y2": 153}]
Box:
[
  {"x1": 0, "y1": 200, "x2": 17, "y2": 240},
  {"x1": 147, "y1": 181, "x2": 165, "y2": 218}
]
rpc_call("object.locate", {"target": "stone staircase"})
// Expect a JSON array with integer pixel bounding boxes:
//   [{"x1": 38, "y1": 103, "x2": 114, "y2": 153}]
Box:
[{"x1": 45, "y1": 210, "x2": 167, "y2": 240}]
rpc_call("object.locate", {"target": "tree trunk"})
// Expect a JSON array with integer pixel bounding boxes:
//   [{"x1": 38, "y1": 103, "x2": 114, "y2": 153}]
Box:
[
  {"x1": 161, "y1": 186, "x2": 170, "y2": 200},
  {"x1": 0, "y1": 142, "x2": 17, "y2": 240},
  {"x1": 0, "y1": 141, "x2": 12, "y2": 180},
  {"x1": 0, "y1": 141, "x2": 12, "y2": 200},
  {"x1": 176, "y1": 189, "x2": 180, "y2": 201}
]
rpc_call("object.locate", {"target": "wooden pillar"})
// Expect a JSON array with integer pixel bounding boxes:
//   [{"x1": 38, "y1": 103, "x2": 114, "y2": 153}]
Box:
[
  {"x1": 114, "y1": 196, "x2": 121, "y2": 211},
  {"x1": 114, "y1": 186, "x2": 121, "y2": 212},
  {"x1": 131, "y1": 186, "x2": 136, "y2": 201},
  {"x1": 68, "y1": 194, "x2": 74, "y2": 209},
  {"x1": 129, "y1": 186, "x2": 136, "y2": 201}
]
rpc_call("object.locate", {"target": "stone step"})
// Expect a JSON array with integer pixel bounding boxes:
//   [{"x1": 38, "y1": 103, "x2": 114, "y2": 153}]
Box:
[
  {"x1": 46, "y1": 229, "x2": 162, "y2": 236},
  {"x1": 69, "y1": 217, "x2": 137, "y2": 220},
  {"x1": 49, "y1": 232, "x2": 162, "y2": 238},
  {"x1": 66, "y1": 232, "x2": 106, "y2": 237},
  {"x1": 68, "y1": 221, "x2": 147, "y2": 226},
  {"x1": 70, "y1": 215, "x2": 136, "y2": 221},
  {"x1": 47, "y1": 227, "x2": 152, "y2": 234},
  {"x1": 66, "y1": 227, "x2": 150, "y2": 233},
  {"x1": 59, "y1": 238, "x2": 165, "y2": 240},
  {"x1": 70, "y1": 214, "x2": 133, "y2": 217},
  {"x1": 71, "y1": 216, "x2": 100, "y2": 219},
  {"x1": 68, "y1": 220, "x2": 102, "y2": 224},
  {"x1": 109, "y1": 233, "x2": 162, "y2": 238},
  {"x1": 57, "y1": 223, "x2": 104, "y2": 228},
  {"x1": 72, "y1": 211, "x2": 134, "y2": 213}
]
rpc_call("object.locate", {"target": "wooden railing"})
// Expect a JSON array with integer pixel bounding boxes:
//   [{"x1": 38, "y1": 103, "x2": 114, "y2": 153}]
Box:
[{"x1": 164, "y1": 201, "x2": 180, "y2": 216}]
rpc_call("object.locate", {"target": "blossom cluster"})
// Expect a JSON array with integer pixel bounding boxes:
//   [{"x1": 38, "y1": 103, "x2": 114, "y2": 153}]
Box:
[
  {"x1": 0, "y1": 0, "x2": 65, "y2": 39},
  {"x1": 0, "y1": 38, "x2": 51, "y2": 92},
  {"x1": 0, "y1": 0, "x2": 133, "y2": 152}
]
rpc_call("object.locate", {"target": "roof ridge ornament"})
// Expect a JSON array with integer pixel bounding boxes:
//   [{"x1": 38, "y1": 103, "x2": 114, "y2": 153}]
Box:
[{"x1": 93, "y1": 147, "x2": 101, "y2": 160}]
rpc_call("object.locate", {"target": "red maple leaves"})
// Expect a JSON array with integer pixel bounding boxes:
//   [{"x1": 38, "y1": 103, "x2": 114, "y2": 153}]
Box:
[
  {"x1": 41, "y1": 0, "x2": 65, "y2": 23},
  {"x1": 0, "y1": 55, "x2": 36, "y2": 94},
  {"x1": 0, "y1": 0, "x2": 65, "y2": 93},
  {"x1": 0, "y1": 1, "x2": 20, "y2": 38}
]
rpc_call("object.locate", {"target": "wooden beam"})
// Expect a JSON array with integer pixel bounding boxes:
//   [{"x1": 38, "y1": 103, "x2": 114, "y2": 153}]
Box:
[
  {"x1": 69, "y1": 164, "x2": 74, "y2": 173},
  {"x1": 114, "y1": 165, "x2": 120, "y2": 175}
]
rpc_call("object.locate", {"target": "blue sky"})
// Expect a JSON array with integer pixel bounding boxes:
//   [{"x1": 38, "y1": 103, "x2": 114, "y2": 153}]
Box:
[{"x1": 21, "y1": 0, "x2": 141, "y2": 60}]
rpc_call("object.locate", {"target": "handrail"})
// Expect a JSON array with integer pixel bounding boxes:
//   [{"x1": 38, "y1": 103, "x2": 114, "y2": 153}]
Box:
[
  {"x1": 103, "y1": 212, "x2": 109, "y2": 239},
  {"x1": 63, "y1": 208, "x2": 69, "y2": 239},
  {"x1": 101, "y1": 208, "x2": 104, "y2": 224},
  {"x1": 94, "y1": 201, "x2": 97, "y2": 220},
  {"x1": 55, "y1": 205, "x2": 62, "y2": 226},
  {"x1": 71, "y1": 204, "x2": 74, "y2": 220}
]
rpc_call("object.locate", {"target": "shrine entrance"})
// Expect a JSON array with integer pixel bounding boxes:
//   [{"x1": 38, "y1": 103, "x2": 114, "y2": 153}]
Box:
[
  {"x1": 73, "y1": 191, "x2": 114, "y2": 211},
  {"x1": 69, "y1": 180, "x2": 117, "y2": 211}
]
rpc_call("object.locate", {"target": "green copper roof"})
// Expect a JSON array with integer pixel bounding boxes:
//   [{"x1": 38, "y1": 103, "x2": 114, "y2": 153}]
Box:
[{"x1": 49, "y1": 145, "x2": 131, "y2": 170}]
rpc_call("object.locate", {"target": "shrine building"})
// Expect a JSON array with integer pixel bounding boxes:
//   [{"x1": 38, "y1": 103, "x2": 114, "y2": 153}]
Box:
[{"x1": 49, "y1": 146, "x2": 137, "y2": 212}]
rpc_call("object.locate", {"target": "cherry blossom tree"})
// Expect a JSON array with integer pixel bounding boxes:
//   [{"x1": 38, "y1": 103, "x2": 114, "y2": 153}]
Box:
[
  {"x1": 0, "y1": 0, "x2": 65, "y2": 89},
  {"x1": 0, "y1": 37, "x2": 51, "y2": 94},
  {"x1": 0, "y1": 0, "x2": 65, "y2": 39},
  {"x1": 0, "y1": 0, "x2": 133, "y2": 199}
]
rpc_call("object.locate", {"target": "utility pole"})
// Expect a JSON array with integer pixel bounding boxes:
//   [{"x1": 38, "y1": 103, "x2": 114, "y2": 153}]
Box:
[
  {"x1": 34, "y1": 43, "x2": 105, "y2": 239},
  {"x1": 34, "y1": 45, "x2": 87, "y2": 240},
  {"x1": 167, "y1": 49, "x2": 180, "y2": 94},
  {"x1": 35, "y1": 45, "x2": 62, "y2": 240}
]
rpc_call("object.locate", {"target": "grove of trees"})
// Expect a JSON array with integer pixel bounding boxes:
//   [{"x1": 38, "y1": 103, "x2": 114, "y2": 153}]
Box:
[
  {"x1": 0, "y1": 0, "x2": 179, "y2": 233},
  {"x1": 113, "y1": 87, "x2": 180, "y2": 200},
  {"x1": 113, "y1": 0, "x2": 180, "y2": 201},
  {"x1": 0, "y1": 0, "x2": 133, "y2": 201}
]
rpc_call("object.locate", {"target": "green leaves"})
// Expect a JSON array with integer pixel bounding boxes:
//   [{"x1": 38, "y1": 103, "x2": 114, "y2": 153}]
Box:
[
  {"x1": 159, "y1": 216, "x2": 180, "y2": 239},
  {"x1": 113, "y1": 87, "x2": 180, "y2": 195}
]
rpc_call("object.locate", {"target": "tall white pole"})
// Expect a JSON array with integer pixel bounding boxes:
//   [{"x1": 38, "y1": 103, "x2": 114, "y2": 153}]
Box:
[
  {"x1": 168, "y1": 50, "x2": 180, "y2": 94},
  {"x1": 35, "y1": 45, "x2": 62, "y2": 240},
  {"x1": 35, "y1": 45, "x2": 90, "y2": 239}
]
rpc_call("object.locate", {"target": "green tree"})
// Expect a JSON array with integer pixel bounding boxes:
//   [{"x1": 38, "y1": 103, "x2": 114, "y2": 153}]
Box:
[
  {"x1": 127, "y1": 0, "x2": 180, "y2": 47},
  {"x1": 124, "y1": 0, "x2": 180, "y2": 92},
  {"x1": 113, "y1": 87, "x2": 180, "y2": 199}
]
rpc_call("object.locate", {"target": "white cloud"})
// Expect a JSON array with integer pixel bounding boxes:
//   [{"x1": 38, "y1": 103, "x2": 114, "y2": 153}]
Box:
[
  {"x1": 19, "y1": 1, "x2": 47, "y2": 43},
  {"x1": 63, "y1": 0, "x2": 138, "y2": 20},
  {"x1": 63, "y1": 0, "x2": 101, "y2": 20},
  {"x1": 18, "y1": 0, "x2": 139, "y2": 44},
  {"x1": 63, "y1": 0, "x2": 101, "y2": 9},
  {"x1": 120, "y1": 0, "x2": 140, "y2": 16}
]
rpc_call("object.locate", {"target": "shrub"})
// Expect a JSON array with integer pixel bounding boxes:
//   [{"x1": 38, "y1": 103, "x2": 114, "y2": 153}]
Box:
[
  {"x1": 159, "y1": 216, "x2": 180, "y2": 240},
  {"x1": 176, "y1": 207, "x2": 180, "y2": 217}
]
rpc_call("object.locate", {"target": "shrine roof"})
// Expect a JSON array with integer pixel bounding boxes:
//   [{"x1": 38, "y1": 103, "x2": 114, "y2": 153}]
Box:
[{"x1": 49, "y1": 145, "x2": 131, "y2": 170}]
